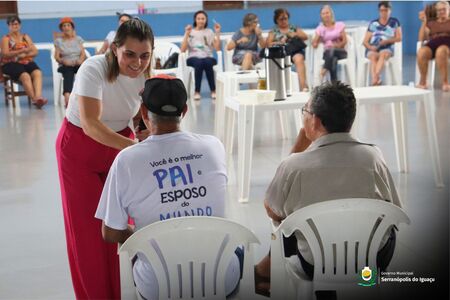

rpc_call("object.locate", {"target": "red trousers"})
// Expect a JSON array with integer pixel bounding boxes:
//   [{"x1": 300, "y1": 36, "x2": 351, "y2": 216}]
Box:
[{"x1": 56, "y1": 118, "x2": 133, "y2": 300}]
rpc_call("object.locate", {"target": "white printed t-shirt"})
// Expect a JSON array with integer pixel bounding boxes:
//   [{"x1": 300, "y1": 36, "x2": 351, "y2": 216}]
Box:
[
  {"x1": 66, "y1": 55, "x2": 145, "y2": 131},
  {"x1": 96, "y1": 131, "x2": 240, "y2": 299}
]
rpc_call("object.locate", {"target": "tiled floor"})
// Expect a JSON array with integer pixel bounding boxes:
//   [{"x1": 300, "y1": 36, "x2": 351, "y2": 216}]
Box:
[{"x1": 0, "y1": 56, "x2": 448, "y2": 299}]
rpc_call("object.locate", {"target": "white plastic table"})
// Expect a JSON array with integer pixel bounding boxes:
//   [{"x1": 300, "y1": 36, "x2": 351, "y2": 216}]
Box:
[
  {"x1": 225, "y1": 85, "x2": 443, "y2": 203},
  {"x1": 215, "y1": 70, "x2": 265, "y2": 142},
  {"x1": 224, "y1": 92, "x2": 310, "y2": 202},
  {"x1": 354, "y1": 86, "x2": 443, "y2": 188},
  {"x1": 215, "y1": 70, "x2": 299, "y2": 143}
]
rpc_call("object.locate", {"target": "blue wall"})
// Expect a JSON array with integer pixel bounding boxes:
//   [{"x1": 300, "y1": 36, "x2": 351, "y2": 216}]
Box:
[{"x1": 0, "y1": 1, "x2": 424, "y2": 75}]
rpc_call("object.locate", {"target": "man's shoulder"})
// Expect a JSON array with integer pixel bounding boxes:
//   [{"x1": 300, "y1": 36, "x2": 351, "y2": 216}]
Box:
[{"x1": 184, "y1": 132, "x2": 223, "y2": 146}]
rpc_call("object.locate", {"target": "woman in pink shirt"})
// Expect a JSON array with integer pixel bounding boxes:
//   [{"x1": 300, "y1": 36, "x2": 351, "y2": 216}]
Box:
[{"x1": 312, "y1": 5, "x2": 347, "y2": 82}]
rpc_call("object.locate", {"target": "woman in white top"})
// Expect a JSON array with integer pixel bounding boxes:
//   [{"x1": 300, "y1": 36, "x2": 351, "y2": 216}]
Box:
[
  {"x1": 55, "y1": 18, "x2": 153, "y2": 300},
  {"x1": 96, "y1": 12, "x2": 131, "y2": 54},
  {"x1": 181, "y1": 10, "x2": 221, "y2": 100}
]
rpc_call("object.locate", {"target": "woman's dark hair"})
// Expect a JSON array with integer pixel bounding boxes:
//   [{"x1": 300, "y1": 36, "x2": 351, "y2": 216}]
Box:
[
  {"x1": 106, "y1": 18, "x2": 155, "y2": 82},
  {"x1": 6, "y1": 16, "x2": 21, "y2": 25},
  {"x1": 243, "y1": 13, "x2": 258, "y2": 27},
  {"x1": 193, "y1": 10, "x2": 208, "y2": 28},
  {"x1": 425, "y1": 3, "x2": 437, "y2": 21},
  {"x1": 310, "y1": 81, "x2": 356, "y2": 133},
  {"x1": 118, "y1": 13, "x2": 132, "y2": 20},
  {"x1": 378, "y1": 1, "x2": 392, "y2": 9},
  {"x1": 273, "y1": 8, "x2": 290, "y2": 24}
]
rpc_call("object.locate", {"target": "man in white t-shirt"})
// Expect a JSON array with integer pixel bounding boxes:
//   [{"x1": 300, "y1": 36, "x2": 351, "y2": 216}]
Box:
[{"x1": 95, "y1": 74, "x2": 241, "y2": 299}]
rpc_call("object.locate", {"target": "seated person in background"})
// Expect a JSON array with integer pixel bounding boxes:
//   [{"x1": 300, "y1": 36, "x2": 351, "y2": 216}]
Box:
[
  {"x1": 363, "y1": 1, "x2": 402, "y2": 86},
  {"x1": 417, "y1": 1, "x2": 450, "y2": 91},
  {"x1": 312, "y1": 5, "x2": 348, "y2": 83},
  {"x1": 1, "y1": 16, "x2": 47, "y2": 108},
  {"x1": 254, "y1": 81, "x2": 402, "y2": 296},
  {"x1": 54, "y1": 17, "x2": 86, "y2": 107},
  {"x1": 267, "y1": 8, "x2": 309, "y2": 91},
  {"x1": 227, "y1": 13, "x2": 266, "y2": 70},
  {"x1": 97, "y1": 13, "x2": 131, "y2": 54},
  {"x1": 181, "y1": 10, "x2": 221, "y2": 101},
  {"x1": 95, "y1": 75, "x2": 242, "y2": 300}
]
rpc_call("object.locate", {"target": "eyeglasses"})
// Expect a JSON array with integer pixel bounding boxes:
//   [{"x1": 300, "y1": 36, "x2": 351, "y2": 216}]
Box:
[
  {"x1": 301, "y1": 105, "x2": 313, "y2": 115},
  {"x1": 9, "y1": 22, "x2": 20, "y2": 26},
  {"x1": 278, "y1": 17, "x2": 289, "y2": 21}
]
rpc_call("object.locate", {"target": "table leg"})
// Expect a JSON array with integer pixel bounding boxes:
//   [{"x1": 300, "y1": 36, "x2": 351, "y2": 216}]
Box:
[
  {"x1": 237, "y1": 104, "x2": 255, "y2": 202},
  {"x1": 423, "y1": 94, "x2": 444, "y2": 188},
  {"x1": 294, "y1": 109, "x2": 302, "y2": 137},
  {"x1": 278, "y1": 111, "x2": 288, "y2": 139},
  {"x1": 215, "y1": 79, "x2": 225, "y2": 141},
  {"x1": 399, "y1": 101, "x2": 408, "y2": 172},
  {"x1": 224, "y1": 107, "x2": 235, "y2": 156},
  {"x1": 391, "y1": 102, "x2": 405, "y2": 173}
]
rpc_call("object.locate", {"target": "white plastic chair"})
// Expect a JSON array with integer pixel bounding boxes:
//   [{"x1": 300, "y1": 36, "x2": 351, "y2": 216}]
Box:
[
  {"x1": 312, "y1": 34, "x2": 356, "y2": 87},
  {"x1": 178, "y1": 50, "x2": 223, "y2": 100},
  {"x1": 270, "y1": 198, "x2": 410, "y2": 300},
  {"x1": 83, "y1": 40, "x2": 104, "y2": 54},
  {"x1": 151, "y1": 41, "x2": 181, "y2": 77},
  {"x1": 119, "y1": 216, "x2": 260, "y2": 300},
  {"x1": 356, "y1": 40, "x2": 402, "y2": 87},
  {"x1": 51, "y1": 47, "x2": 91, "y2": 106}
]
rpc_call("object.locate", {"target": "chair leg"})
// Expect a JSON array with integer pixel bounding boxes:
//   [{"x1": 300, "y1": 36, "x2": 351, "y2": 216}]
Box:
[
  {"x1": 9, "y1": 80, "x2": 16, "y2": 108},
  {"x1": 4, "y1": 84, "x2": 8, "y2": 107}
]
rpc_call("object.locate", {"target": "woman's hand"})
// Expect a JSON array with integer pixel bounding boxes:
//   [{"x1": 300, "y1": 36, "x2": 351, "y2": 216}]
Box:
[
  {"x1": 368, "y1": 45, "x2": 378, "y2": 52},
  {"x1": 134, "y1": 125, "x2": 151, "y2": 142},
  {"x1": 237, "y1": 36, "x2": 249, "y2": 44},
  {"x1": 418, "y1": 10, "x2": 426, "y2": 22},
  {"x1": 286, "y1": 32, "x2": 296, "y2": 39},
  {"x1": 214, "y1": 23, "x2": 221, "y2": 34},
  {"x1": 255, "y1": 26, "x2": 262, "y2": 37},
  {"x1": 185, "y1": 24, "x2": 192, "y2": 35}
]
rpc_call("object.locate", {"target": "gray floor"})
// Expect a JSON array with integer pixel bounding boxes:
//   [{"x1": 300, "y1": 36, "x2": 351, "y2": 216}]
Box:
[{"x1": 0, "y1": 56, "x2": 448, "y2": 299}]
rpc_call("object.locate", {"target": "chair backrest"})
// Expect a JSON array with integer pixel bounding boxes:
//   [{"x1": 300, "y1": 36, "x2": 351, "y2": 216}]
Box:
[
  {"x1": 119, "y1": 216, "x2": 260, "y2": 300},
  {"x1": 153, "y1": 41, "x2": 181, "y2": 69},
  {"x1": 390, "y1": 41, "x2": 402, "y2": 85},
  {"x1": 224, "y1": 38, "x2": 237, "y2": 72},
  {"x1": 276, "y1": 198, "x2": 409, "y2": 286}
]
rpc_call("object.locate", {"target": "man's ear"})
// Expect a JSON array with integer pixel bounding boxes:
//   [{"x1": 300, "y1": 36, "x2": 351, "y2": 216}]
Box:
[
  {"x1": 181, "y1": 104, "x2": 188, "y2": 118},
  {"x1": 140, "y1": 104, "x2": 149, "y2": 121},
  {"x1": 312, "y1": 114, "x2": 323, "y2": 131}
]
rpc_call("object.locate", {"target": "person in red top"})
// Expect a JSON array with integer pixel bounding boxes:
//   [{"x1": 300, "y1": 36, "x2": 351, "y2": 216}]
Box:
[{"x1": 1, "y1": 16, "x2": 47, "y2": 108}]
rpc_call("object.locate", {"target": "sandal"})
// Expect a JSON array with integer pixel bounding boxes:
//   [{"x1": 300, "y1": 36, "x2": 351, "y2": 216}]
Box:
[
  {"x1": 254, "y1": 266, "x2": 270, "y2": 297},
  {"x1": 32, "y1": 98, "x2": 48, "y2": 109}
]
